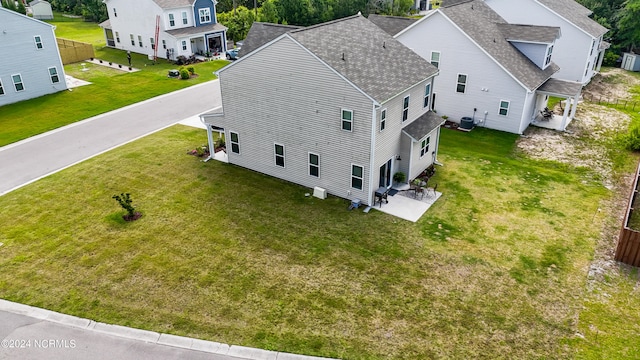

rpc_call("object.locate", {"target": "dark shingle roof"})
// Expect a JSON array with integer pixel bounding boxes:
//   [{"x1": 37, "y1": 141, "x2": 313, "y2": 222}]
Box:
[
  {"x1": 367, "y1": 14, "x2": 418, "y2": 36},
  {"x1": 537, "y1": 78, "x2": 582, "y2": 96},
  {"x1": 289, "y1": 15, "x2": 438, "y2": 103},
  {"x1": 402, "y1": 111, "x2": 446, "y2": 140},
  {"x1": 238, "y1": 22, "x2": 302, "y2": 57},
  {"x1": 497, "y1": 23, "x2": 560, "y2": 43},
  {"x1": 152, "y1": 0, "x2": 192, "y2": 9},
  {"x1": 440, "y1": 0, "x2": 558, "y2": 91},
  {"x1": 165, "y1": 23, "x2": 226, "y2": 37},
  {"x1": 537, "y1": 0, "x2": 608, "y2": 37}
]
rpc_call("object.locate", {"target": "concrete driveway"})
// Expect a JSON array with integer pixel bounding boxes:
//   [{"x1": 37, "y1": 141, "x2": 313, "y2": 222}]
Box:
[{"x1": 0, "y1": 80, "x2": 221, "y2": 196}]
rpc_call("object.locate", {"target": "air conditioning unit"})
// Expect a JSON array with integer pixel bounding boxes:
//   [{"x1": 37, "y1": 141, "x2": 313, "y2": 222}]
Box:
[{"x1": 313, "y1": 186, "x2": 327, "y2": 199}]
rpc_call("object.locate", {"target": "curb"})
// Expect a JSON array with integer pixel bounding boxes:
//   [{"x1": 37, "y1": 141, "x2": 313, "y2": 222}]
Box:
[{"x1": 0, "y1": 299, "x2": 339, "y2": 360}]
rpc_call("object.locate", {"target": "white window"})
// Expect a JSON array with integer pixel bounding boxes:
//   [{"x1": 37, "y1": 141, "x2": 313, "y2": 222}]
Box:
[
  {"x1": 150, "y1": 37, "x2": 155, "y2": 50},
  {"x1": 430, "y1": 51, "x2": 440, "y2": 68},
  {"x1": 309, "y1": 153, "x2": 319, "y2": 177},
  {"x1": 545, "y1": 45, "x2": 553, "y2": 66},
  {"x1": 138, "y1": 35, "x2": 143, "y2": 47},
  {"x1": 199, "y1": 8, "x2": 211, "y2": 23},
  {"x1": 274, "y1": 143, "x2": 285, "y2": 167},
  {"x1": 48, "y1": 67, "x2": 60, "y2": 84},
  {"x1": 420, "y1": 137, "x2": 430, "y2": 157},
  {"x1": 341, "y1": 109, "x2": 353, "y2": 131},
  {"x1": 12, "y1": 74, "x2": 24, "y2": 92},
  {"x1": 456, "y1": 74, "x2": 467, "y2": 93},
  {"x1": 585, "y1": 63, "x2": 590, "y2": 76},
  {"x1": 182, "y1": 11, "x2": 188, "y2": 25},
  {"x1": 181, "y1": 40, "x2": 187, "y2": 51},
  {"x1": 162, "y1": 40, "x2": 167, "y2": 49},
  {"x1": 380, "y1": 108, "x2": 386, "y2": 131},
  {"x1": 169, "y1": 14, "x2": 175, "y2": 26},
  {"x1": 130, "y1": 34, "x2": 135, "y2": 46},
  {"x1": 498, "y1": 100, "x2": 509, "y2": 116},
  {"x1": 351, "y1": 164, "x2": 364, "y2": 190},
  {"x1": 0, "y1": 79, "x2": 4, "y2": 96},
  {"x1": 115, "y1": 31, "x2": 120, "y2": 43},
  {"x1": 113, "y1": 7, "x2": 117, "y2": 17},
  {"x1": 34, "y1": 35, "x2": 43, "y2": 49},
  {"x1": 423, "y1": 83, "x2": 431, "y2": 108},
  {"x1": 402, "y1": 95, "x2": 410, "y2": 122},
  {"x1": 229, "y1": 131, "x2": 239, "y2": 154}
]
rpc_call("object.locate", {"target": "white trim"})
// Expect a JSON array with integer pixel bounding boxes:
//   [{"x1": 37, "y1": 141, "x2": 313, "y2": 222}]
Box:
[
  {"x1": 402, "y1": 95, "x2": 410, "y2": 122},
  {"x1": 379, "y1": 108, "x2": 387, "y2": 132},
  {"x1": 341, "y1": 108, "x2": 353, "y2": 132},
  {"x1": 198, "y1": 8, "x2": 212, "y2": 24},
  {"x1": 423, "y1": 83, "x2": 431, "y2": 109},
  {"x1": 0, "y1": 78, "x2": 4, "y2": 96},
  {"x1": 498, "y1": 99, "x2": 510, "y2": 116},
  {"x1": 229, "y1": 131, "x2": 240, "y2": 154},
  {"x1": 182, "y1": 11, "x2": 188, "y2": 25},
  {"x1": 48, "y1": 66, "x2": 60, "y2": 84},
  {"x1": 308, "y1": 152, "x2": 320, "y2": 178},
  {"x1": 274, "y1": 142, "x2": 285, "y2": 168},
  {"x1": 430, "y1": 51, "x2": 440, "y2": 68},
  {"x1": 34, "y1": 35, "x2": 43, "y2": 50},
  {"x1": 11, "y1": 73, "x2": 24, "y2": 92},
  {"x1": 368, "y1": 103, "x2": 377, "y2": 206},
  {"x1": 351, "y1": 163, "x2": 364, "y2": 191},
  {"x1": 419, "y1": 136, "x2": 430, "y2": 158},
  {"x1": 168, "y1": 13, "x2": 175, "y2": 27},
  {"x1": 456, "y1": 73, "x2": 467, "y2": 94}
]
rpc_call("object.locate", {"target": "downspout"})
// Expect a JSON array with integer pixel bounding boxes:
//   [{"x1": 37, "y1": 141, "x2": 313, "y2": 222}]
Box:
[
  {"x1": 367, "y1": 102, "x2": 379, "y2": 206},
  {"x1": 434, "y1": 125, "x2": 444, "y2": 166}
]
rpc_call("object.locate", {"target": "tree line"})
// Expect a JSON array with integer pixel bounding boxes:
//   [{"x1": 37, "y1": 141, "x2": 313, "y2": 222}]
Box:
[{"x1": 48, "y1": 0, "x2": 107, "y2": 22}]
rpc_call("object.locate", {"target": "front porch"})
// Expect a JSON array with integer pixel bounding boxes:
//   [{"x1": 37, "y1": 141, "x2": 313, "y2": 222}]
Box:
[
  {"x1": 372, "y1": 185, "x2": 442, "y2": 222},
  {"x1": 531, "y1": 112, "x2": 573, "y2": 130}
]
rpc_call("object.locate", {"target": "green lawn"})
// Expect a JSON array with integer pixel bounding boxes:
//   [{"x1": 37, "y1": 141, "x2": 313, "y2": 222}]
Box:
[
  {"x1": 48, "y1": 13, "x2": 105, "y2": 47},
  {"x1": 0, "y1": 15, "x2": 228, "y2": 147},
  {"x1": 0, "y1": 124, "x2": 618, "y2": 359}
]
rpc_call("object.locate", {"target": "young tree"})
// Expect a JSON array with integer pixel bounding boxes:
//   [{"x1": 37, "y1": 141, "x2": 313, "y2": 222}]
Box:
[
  {"x1": 617, "y1": 0, "x2": 640, "y2": 51},
  {"x1": 258, "y1": 0, "x2": 279, "y2": 23}
]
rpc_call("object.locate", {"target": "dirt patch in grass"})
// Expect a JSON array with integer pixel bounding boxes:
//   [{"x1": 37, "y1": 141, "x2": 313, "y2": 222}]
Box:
[{"x1": 582, "y1": 68, "x2": 640, "y2": 102}]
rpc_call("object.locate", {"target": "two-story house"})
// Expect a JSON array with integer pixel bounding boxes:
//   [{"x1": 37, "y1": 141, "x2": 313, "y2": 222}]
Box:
[
  {"x1": 0, "y1": 7, "x2": 67, "y2": 107},
  {"x1": 100, "y1": 0, "x2": 227, "y2": 60},
  {"x1": 201, "y1": 15, "x2": 443, "y2": 206},
  {"x1": 393, "y1": 0, "x2": 582, "y2": 133},
  {"x1": 484, "y1": 0, "x2": 609, "y2": 85}
]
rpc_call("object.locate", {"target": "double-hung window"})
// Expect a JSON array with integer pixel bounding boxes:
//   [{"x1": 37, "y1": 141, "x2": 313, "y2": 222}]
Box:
[
  {"x1": 309, "y1": 153, "x2": 319, "y2": 177},
  {"x1": 229, "y1": 132, "x2": 240, "y2": 154},
  {"x1": 113, "y1": 8, "x2": 117, "y2": 17},
  {"x1": 545, "y1": 45, "x2": 553, "y2": 67},
  {"x1": 351, "y1": 165, "x2": 363, "y2": 190},
  {"x1": 130, "y1": 34, "x2": 135, "y2": 46},
  {"x1": 456, "y1": 74, "x2": 467, "y2": 93},
  {"x1": 420, "y1": 137, "x2": 430, "y2": 157},
  {"x1": 169, "y1": 14, "x2": 175, "y2": 26},
  {"x1": 12, "y1": 74, "x2": 24, "y2": 92},
  {"x1": 274, "y1": 143, "x2": 285, "y2": 167},
  {"x1": 48, "y1": 67, "x2": 60, "y2": 83},
  {"x1": 498, "y1": 100, "x2": 509, "y2": 116},
  {"x1": 150, "y1": 37, "x2": 155, "y2": 50},
  {"x1": 199, "y1": 8, "x2": 211, "y2": 23},
  {"x1": 182, "y1": 11, "x2": 188, "y2": 25},
  {"x1": 430, "y1": 51, "x2": 440, "y2": 68},
  {"x1": 182, "y1": 40, "x2": 187, "y2": 50},
  {"x1": 0, "y1": 79, "x2": 4, "y2": 95},
  {"x1": 380, "y1": 109, "x2": 386, "y2": 131},
  {"x1": 423, "y1": 83, "x2": 431, "y2": 108},
  {"x1": 115, "y1": 31, "x2": 120, "y2": 43},
  {"x1": 341, "y1": 109, "x2": 353, "y2": 131},
  {"x1": 402, "y1": 95, "x2": 410, "y2": 122},
  {"x1": 34, "y1": 36, "x2": 43, "y2": 49},
  {"x1": 138, "y1": 35, "x2": 143, "y2": 47},
  {"x1": 162, "y1": 40, "x2": 167, "y2": 49}
]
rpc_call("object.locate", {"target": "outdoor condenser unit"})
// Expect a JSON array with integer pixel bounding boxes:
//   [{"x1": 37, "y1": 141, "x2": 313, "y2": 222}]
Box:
[{"x1": 313, "y1": 187, "x2": 327, "y2": 199}]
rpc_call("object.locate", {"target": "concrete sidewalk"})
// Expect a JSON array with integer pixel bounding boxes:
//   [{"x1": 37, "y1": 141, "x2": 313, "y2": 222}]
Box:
[
  {"x1": 0, "y1": 80, "x2": 221, "y2": 196},
  {"x1": 0, "y1": 300, "x2": 335, "y2": 360}
]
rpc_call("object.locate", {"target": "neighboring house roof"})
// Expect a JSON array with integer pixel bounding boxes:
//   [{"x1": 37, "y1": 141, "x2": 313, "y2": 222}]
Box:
[
  {"x1": 367, "y1": 14, "x2": 418, "y2": 36},
  {"x1": 402, "y1": 111, "x2": 446, "y2": 141},
  {"x1": 288, "y1": 15, "x2": 438, "y2": 103},
  {"x1": 152, "y1": 0, "x2": 193, "y2": 9},
  {"x1": 497, "y1": 23, "x2": 560, "y2": 43},
  {"x1": 437, "y1": 0, "x2": 558, "y2": 91},
  {"x1": 29, "y1": 0, "x2": 50, "y2": 5},
  {"x1": 239, "y1": 22, "x2": 302, "y2": 57},
  {"x1": 537, "y1": 0, "x2": 608, "y2": 38},
  {"x1": 165, "y1": 22, "x2": 227, "y2": 37}
]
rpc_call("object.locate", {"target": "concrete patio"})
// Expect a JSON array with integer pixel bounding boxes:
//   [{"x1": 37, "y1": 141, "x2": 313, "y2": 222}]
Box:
[
  {"x1": 372, "y1": 186, "x2": 441, "y2": 222},
  {"x1": 530, "y1": 113, "x2": 574, "y2": 131}
]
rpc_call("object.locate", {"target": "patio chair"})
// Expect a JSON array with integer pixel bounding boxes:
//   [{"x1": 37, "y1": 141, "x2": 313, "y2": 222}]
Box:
[
  {"x1": 415, "y1": 186, "x2": 425, "y2": 200},
  {"x1": 428, "y1": 183, "x2": 438, "y2": 197}
]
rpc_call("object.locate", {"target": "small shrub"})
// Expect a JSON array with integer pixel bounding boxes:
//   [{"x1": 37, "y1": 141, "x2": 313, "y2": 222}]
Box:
[
  {"x1": 180, "y1": 68, "x2": 190, "y2": 80},
  {"x1": 187, "y1": 66, "x2": 195, "y2": 75},
  {"x1": 196, "y1": 144, "x2": 209, "y2": 157},
  {"x1": 623, "y1": 125, "x2": 640, "y2": 151},
  {"x1": 393, "y1": 172, "x2": 406, "y2": 183},
  {"x1": 214, "y1": 138, "x2": 225, "y2": 149},
  {"x1": 112, "y1": 193, "x2": 137, "y2": 220}
]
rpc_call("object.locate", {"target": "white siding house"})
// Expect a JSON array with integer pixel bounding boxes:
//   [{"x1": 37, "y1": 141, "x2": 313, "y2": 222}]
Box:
[
  {"x1": 29, "y1": 0, "x2": 53, "y2": 20},
  {"x1": 394, "y1": 0, "x2": 582, "y2": 134},
  {"x1": 485, "y1": 0, "x2": 609, "y2": 85},
  {"x1": 201, "y1": 15, "x2": 443, "y2": 206},
  {"x1": 0, "y1": 7, "x2": 67, "y2": 107},
  {"x1": 100, "y1": 0, "x2": 227, "y2": 60}
]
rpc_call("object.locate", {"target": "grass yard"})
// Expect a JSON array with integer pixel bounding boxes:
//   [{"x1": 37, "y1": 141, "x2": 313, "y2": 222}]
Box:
[
  {"x1": 0, "y1": 125, "x2": 616, "y2": 359},
  {"x1": 47, "y1": 13, "x2": 105, "y2": 47},
  {"x1": 0, "y1": 15, "x2": 228, "y2": 147}
]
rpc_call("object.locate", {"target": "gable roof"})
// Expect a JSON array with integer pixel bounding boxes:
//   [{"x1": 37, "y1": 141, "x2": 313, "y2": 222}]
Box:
[
  {"x1": 152, "y1": 0, "x2": 193, "y2": 9},
  {"x1": 402, "y1": 111, "x2": 446, "y2": 141},
  {"x1": 436, "y1": 0, "x2": 558, "y2": 91},
  {"x1": 29, "y1": 0, "x2": 51, "y2": 6},
  {"x1": 0, "y1": 6, "x2": 54, "y2": 28},
  {"x1": 239, "y1": 22, "x2": 302, "y2": 57},
  {"x1": 287, "y1": 15, "x2": 438, "y2": 103},
  {"x1": 536, "y1": 0, "x2": 608, "y2": 38},
  {"x1": 367, "y1": 14, "x2": 418, "y2": 36},
  {"x1": 497, "y1": 23, "x2": 560, "y2": 43}
]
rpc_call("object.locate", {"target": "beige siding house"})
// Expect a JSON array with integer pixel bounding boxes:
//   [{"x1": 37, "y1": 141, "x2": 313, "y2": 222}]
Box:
[{"x1": 201, "y1": 15, "x2": 443, "y2": 206}]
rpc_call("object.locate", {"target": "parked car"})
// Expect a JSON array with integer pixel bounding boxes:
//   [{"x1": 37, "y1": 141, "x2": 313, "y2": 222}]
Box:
[{"x1": 226, "y1": 48, "x2": 240, "y2": 60}]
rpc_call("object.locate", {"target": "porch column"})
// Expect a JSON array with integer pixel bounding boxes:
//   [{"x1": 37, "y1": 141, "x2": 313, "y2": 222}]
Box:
[
  {"x1": 560, "y1": 98, "x2": 571, "y2": 131},
  {"x1": 596, "y1": 50, "x2": 605, "y2": 72},
  {"x1": 569, "y1": 95, "x2": 579, "y2": 119},
  {"x1": 206, "y1": 124, "x2": 215, "y2": 160}
]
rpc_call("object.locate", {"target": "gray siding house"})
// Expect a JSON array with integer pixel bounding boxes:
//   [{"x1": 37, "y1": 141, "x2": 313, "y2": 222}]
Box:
[
  {"x1": 0, "y1": 7, "x2": 67, "y2": 107},
  {"x1": 201, "y1": 15, "x2": 443, "y2": 206}
]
